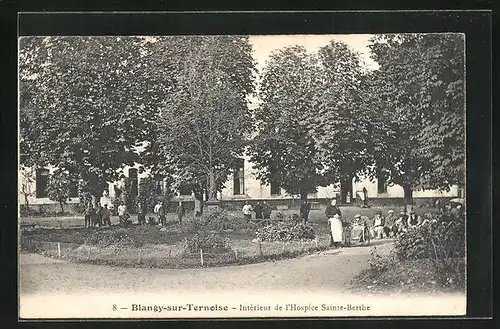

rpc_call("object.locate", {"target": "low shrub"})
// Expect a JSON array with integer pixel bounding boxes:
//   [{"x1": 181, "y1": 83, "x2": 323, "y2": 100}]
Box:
[
  {"x1": 181, "y1": 233, "x2": 229, "y2": 253},
  {"x1": 256, "y1": 215, "x2": 315, "y2": 242},
  {"x1": 84, "y1": 228, "x2": 142, "y2": 248},
  {"x1": 354, "y1": 212, "x2": 466, "y2": 292}
]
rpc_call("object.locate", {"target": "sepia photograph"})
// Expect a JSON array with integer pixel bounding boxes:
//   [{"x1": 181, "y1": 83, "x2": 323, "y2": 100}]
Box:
[{"x1": 18, "y1": 32, "x2": 467, "y2": 318}]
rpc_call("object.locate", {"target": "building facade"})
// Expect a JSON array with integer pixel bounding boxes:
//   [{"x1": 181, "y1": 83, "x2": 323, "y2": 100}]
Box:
[{"x1": 19, "y1": 153, "x2": 460, "y2": 212}]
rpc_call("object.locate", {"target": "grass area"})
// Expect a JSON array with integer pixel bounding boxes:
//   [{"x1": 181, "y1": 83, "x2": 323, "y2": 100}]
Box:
[{"x1": 20, "y1": 206, "x2": 440, "y2": 269}]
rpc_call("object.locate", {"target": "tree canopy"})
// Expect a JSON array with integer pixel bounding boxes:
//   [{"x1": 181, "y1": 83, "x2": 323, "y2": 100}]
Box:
[
  {"x1": 249, "y1": 46, "x2": 326, "y2": 200},
  {"x1": 19, "y1": 36, "x2": 184, "y2": 203},
  {"x1": 152, "y1": 36, "x2": 257, "y2": 208},
  {"x1": 367, "y1": 33, "x2": 465, "y2": 202}
]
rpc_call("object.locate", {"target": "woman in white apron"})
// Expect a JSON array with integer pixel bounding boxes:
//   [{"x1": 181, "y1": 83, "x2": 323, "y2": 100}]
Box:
[{"x1": 328, "y1": 214, "x2": 343, "y2": 247}]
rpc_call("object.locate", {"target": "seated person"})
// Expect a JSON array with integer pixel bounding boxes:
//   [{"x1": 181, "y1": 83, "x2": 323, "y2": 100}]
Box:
[
  {"x1": 350, "y1": 214, "x2": 368, "y2": 242},
  {"x1": 370, "y1": 210, "x2": 385, "y2": 239}
]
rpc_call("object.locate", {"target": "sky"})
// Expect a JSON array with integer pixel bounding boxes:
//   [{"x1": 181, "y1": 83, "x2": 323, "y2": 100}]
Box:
[
  {"x1": 247, "y1": 34, "x2": 377, "y2": 108},
  {"x1": 249, "y1": 34, "x2": 377, "y2": 71}
]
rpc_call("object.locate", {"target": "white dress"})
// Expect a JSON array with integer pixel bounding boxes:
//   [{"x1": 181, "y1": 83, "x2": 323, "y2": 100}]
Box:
[{"x1": 328, "y1": 217, "x2": 343, "y2": 242}]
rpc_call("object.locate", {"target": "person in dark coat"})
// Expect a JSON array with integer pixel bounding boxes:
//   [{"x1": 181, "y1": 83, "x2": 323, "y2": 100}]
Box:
[
  {"x1": 262, "y1": 201, "x2": 272, "y2": 220},
  {"x1": 137, "y1": 202, "x2": 147, "y2": 226},
  {"x1": 254, "y1": 202, "x2": 263, "y2": 220},
  {"x1": 101, "y1": 204, "x2": 112, "y2": 227},
  {"x1": 362, "y1": 187, "x2": 368, "y2": 206},
  {"x1": 159, "y1": 201, "x2": 167, "y2": 226},
  {"x1": 95, "y1": 204, "x2": 103, "y2": 227},
  {"x1": 176, "y1": 201, "x2": 186, "y2": 224},
  {"x1": 325, "y1": 199, "x2": 342, "y2": 219},
  {"x1": 84, "y1": 203, "x2": 94, "y2": 228},
  {"x1": 300, "y1": 200, "x2": 312, "y2": 224}
]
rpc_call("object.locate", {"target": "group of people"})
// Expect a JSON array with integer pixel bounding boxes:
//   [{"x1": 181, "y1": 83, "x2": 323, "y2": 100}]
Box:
[
  {"x1": 326, "y1": 199, "x2": 465, "y2": 247},
  {"x1": 242, "y1": 201, "x2": 273, "y2": 221},
  {"x1": 84, "y1": 202, "x2": 113, "y2": 228},
  {"x1": 83, "y1": 200, "x2": 187, "y2": 228}
]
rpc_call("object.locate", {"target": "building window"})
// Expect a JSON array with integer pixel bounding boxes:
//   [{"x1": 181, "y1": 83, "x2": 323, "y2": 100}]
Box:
[
  {"x1": 377, "y1": 171, "x2": 387, "y2": 194},
  {"x1": 128, "y1": 168, "x2": 138, "y2": 197},
  {"x1": 233, "y1": 159, "x2": 245, "y2": 195},
  {"x1": 270, "y1": 179, "x2": 281, "y2": 195},
  {"x1": 35, "y1": 168, "x2": 49, "y2": 198},
  {"x1": 179, "y1": 183, "x2": 192, "y2": 196},
  {"x1": 154, "y1": 175, "x2": 164, "y2": 196}
]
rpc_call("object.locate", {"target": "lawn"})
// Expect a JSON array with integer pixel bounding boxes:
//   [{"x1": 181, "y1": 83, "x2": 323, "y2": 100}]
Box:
[{"x1": 20, "y1": 205, "x2": 440, "y2": 269}]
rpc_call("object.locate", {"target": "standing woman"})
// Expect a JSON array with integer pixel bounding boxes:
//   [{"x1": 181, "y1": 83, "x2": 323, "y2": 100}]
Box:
[{"x1": 328, "y1": 214, "x2": 343, "y2": 247}]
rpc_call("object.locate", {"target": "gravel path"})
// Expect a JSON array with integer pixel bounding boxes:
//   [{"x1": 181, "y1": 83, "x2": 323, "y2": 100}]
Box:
[{"x1": 20, "y1": 240, "x2": 393, "y2": 296}]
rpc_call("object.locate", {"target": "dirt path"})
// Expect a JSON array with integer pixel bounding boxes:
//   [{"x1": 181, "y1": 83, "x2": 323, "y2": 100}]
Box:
[{"x1": 20, "y1": 240, "x2": 393, "y2": 296}]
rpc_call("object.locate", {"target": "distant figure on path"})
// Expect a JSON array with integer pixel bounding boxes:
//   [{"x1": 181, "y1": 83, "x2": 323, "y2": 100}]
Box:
[
  {"x1": 254, "y1": 201, "x2": 263, "y2": 220},
  {"x1": 362, "y1": 187, "x2": 368, "y2": 207},
  {"x1": 328, "y1": 214, "x2": 343, "y2": 247},
  {"x1": 176, "y1": 201, "x2": 185, "y2": 224},
  {"x1": 101, "y1": 204, "x2": 112, "y2": 226},
  {"x1": 154, "y1": 201, "x2": 162, "y2": 223},
  {"x1": 242, "y1": 201, "x2": 253, "y2": 221},
  {"x1": 300, "y1": 200, "x2": 312, "y2": 224}
]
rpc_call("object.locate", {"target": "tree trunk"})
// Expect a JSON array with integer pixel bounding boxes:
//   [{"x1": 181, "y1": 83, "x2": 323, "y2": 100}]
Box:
[
  {"x1": 402, "y1": 183, "x2": 413, "y2": 206},
  {"x1": 208, "y1": 169, "x2": 217, "y2": 201},
  {"x1": 24, "y1": 194, "x2": 30, "y2": 212},
  {"x1": 340, "y1": 175, "x2": 353, "y2": 204},
  {"x1": 300, "y1": 190, "x2": 308, "y2": 201}
]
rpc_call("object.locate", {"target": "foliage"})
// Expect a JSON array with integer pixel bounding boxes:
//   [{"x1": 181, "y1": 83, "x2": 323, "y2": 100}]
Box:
[
  {"x1": 46, "y1": 169, "x2": 72, "y2": 213},
  {"x1": 366, "y1": 34, "x2": 465, "y2": 201},
  {"x1": 312, "y1": 41, "x2": 372, "y2": 199},
  {"x1": 393, "y1": 213, "x2": 465, "y2": 260},
  {"x1": 256, "y1": 215, "x2": 315, "y2": 242},
  {"x1": 392, "y1": 212, "x2": 465, "y2": 287},
  {"x1": 19, "y1": 36, "x2": 186, "y2": 204},
  {"x1": 181, "y1": 233, "x2": 229, "y2": 253},
  {"x1": 136, "y1": 176, "x2": 157, "y2": 212},
  {"x1": 84, "y1": 228, "x2": 142, "y2": 248},
  {"x1": 151, "y1": 36, "x2": 256, "y2": 205},
  {"x1": 250, "y1": 46, "x2": 326, "y2": 200}
]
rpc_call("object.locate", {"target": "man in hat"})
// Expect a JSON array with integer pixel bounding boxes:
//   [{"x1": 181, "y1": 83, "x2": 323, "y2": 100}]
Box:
[{"x1": 384, "y1": 209, "x2": 396, "y2": 238}]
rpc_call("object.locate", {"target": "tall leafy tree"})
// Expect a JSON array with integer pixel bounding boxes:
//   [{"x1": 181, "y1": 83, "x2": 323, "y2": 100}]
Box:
[
  {"x1": 312, "y1": 41, "x2": 371, "y2": 203},
  {"x1": 367, "y1": 34, "x2": 465, "y2": 204},
  {"x1": 250, "y1": 46, "x2": 326, "y2": 201},
  {"x1": 155, "y1": 36, "x2": 256, "y2": 211},
  {"x1": 19, "y1": 36, "x2": 183, "y2": 207}
]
